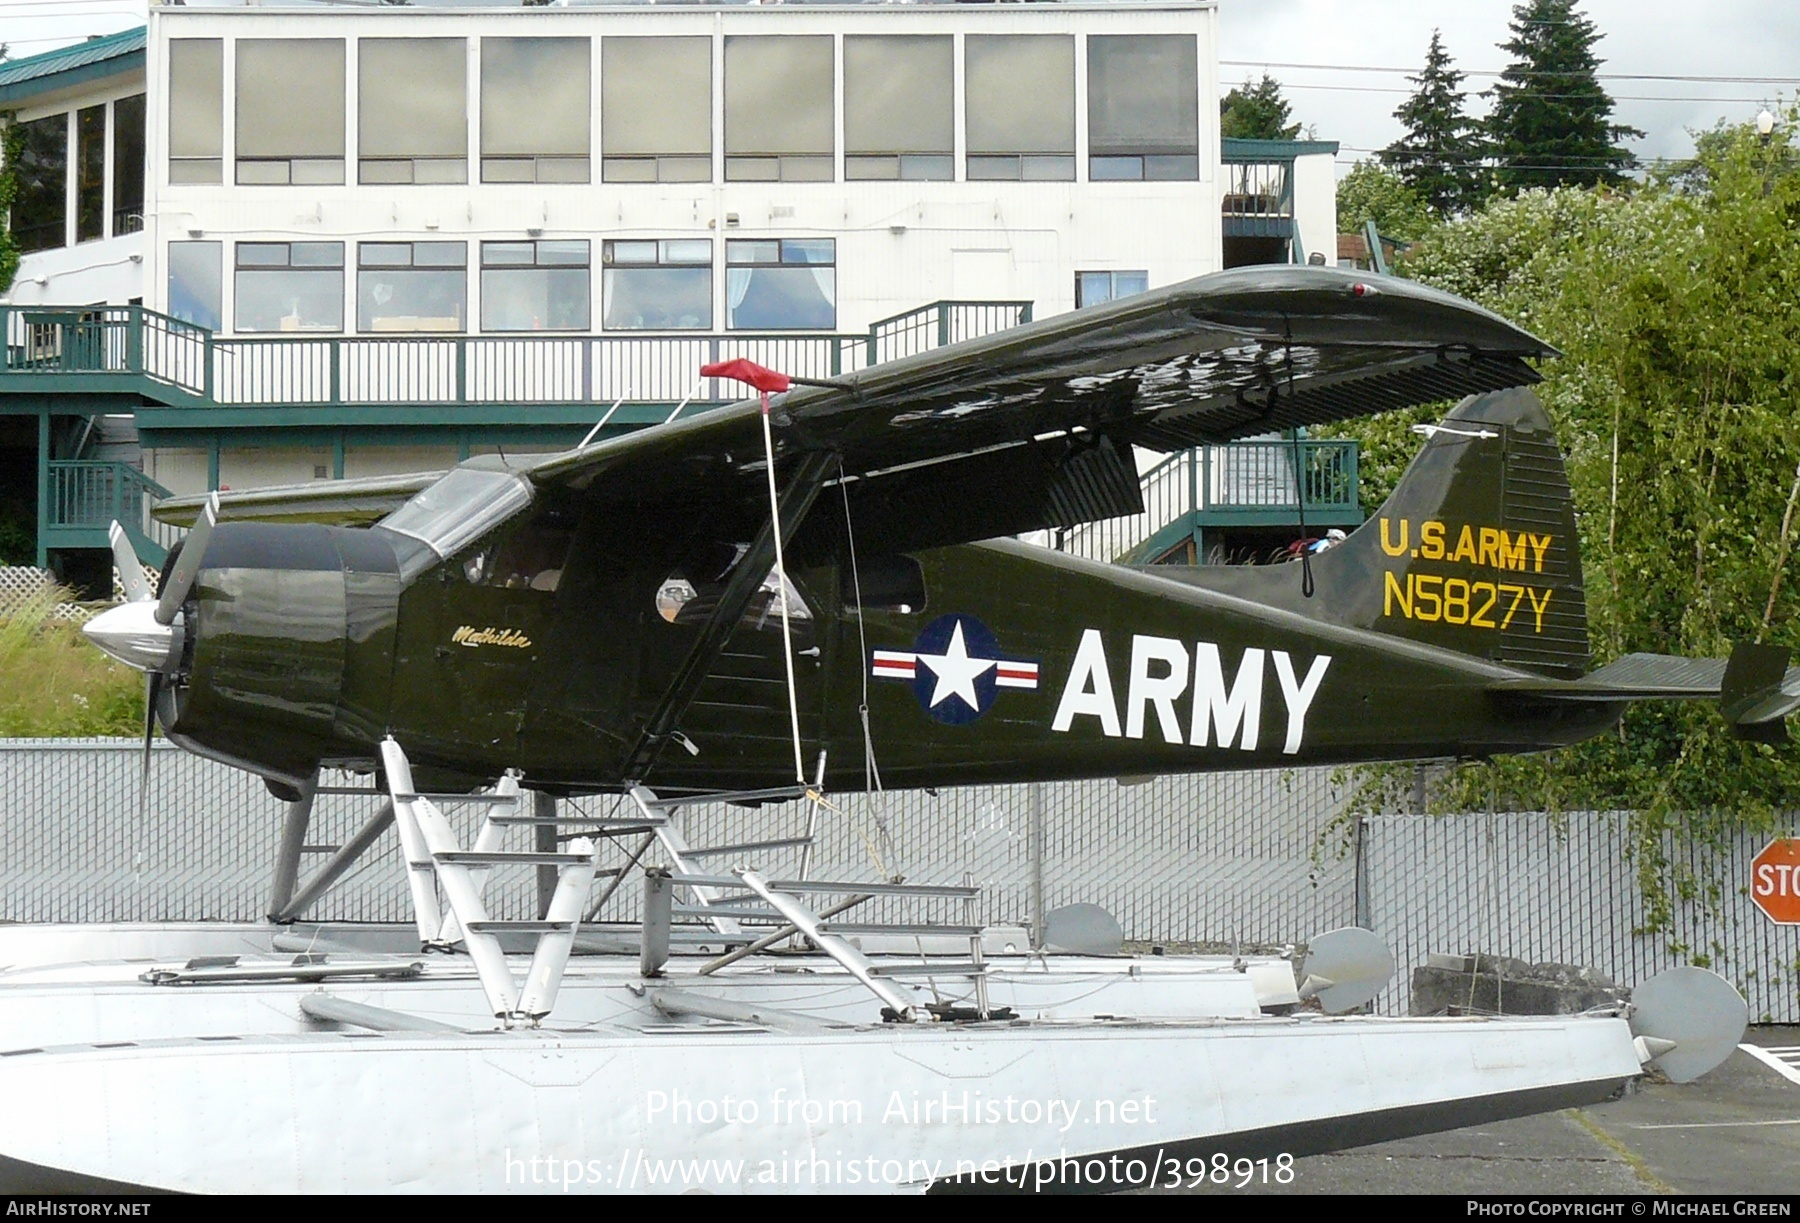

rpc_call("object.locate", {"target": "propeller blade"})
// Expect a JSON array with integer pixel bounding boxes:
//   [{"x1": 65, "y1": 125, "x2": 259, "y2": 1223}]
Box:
[
  {"x1": 138, "y1": 671, "x2": 162, "y2": 824},
  {"x1": 156, "y1": 491, "x2": 218, "y2": 627},
  {"x1": 109, "y1": 522, "x2": 153, "y2": 604}
]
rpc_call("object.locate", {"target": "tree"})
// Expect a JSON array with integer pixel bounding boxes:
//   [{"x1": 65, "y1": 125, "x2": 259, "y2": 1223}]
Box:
[
  {"x1": 1380, "y1": 30, "x2": 1486, "y2": 214},
  {"x1": 1220, "y1": 74, "x2": 1300, "y2": 141},
  {"x1": 1335, "y1": 161, "x2": 1436, "y2": 243},
  {"x1": 1486, "y1": 0, "x2": 1642, "y2": 191}
]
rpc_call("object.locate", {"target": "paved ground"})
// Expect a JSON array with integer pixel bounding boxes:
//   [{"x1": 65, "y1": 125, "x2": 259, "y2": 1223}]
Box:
[{"x1": 1154, "y1": 1026, "x2": 1800, "y2": 1196}]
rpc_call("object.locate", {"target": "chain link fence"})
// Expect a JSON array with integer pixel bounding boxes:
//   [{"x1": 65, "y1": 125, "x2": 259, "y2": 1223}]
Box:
[{"x1": 2, "y1": 740, "x2": 1794, "y2": 1020}]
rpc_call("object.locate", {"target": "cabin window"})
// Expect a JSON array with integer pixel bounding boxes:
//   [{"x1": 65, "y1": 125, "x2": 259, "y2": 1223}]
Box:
[
  {"x1": 724, "y1": 36, "x2": 833, "y2": 183},
  {"x1": 480, "y1": 240, "x2": 591, "y2": 332},
  {"x1": 168, "y1": 39, "x2": 222, "y2": 185},
  {"x1": 168, "y1": 242, "x2": 222, "y2": 331},
  {"x1": 76, "y1": 106, "x2": 106, "y2": 244},
  {"x1": 381, "y1": 468, "x2": 534, "y2": 569},
  {"x1": 358, "y1": 242, "x2": 467, "y2": 333},
  {"x1": 481, "y1": 38, "x2": 590, "y2": 184},
  {"x1": 9, "y1": 114, "x2": 68, "y2": 254},
  {"x1": 965, "y1": 35, "x2": 1075, "y2": 182},
  {"x1": 840, "y1": 554, "x2": 926, "y2": 615},
  {"x1": 1086, "y1": 35, "x2": 1200, "y2": 182},
  {"x1": 234, "y1": 242, "x2": 345, "y2": 333},
  {"x1": 844, "y1": 36, "x2": 952, "y2": 181},
  {"x1": 602, "y1": 37, "x2": 710, "y2": 184},
  {"x1": 725, "y1": 239, "x2": 834, "y2": 332},
  {"x1": 360, "y1": 38, "x2": 468, "y2": 185},
  {"x1": 601, "y1": 239, "x2": 712, "y2": 331},
  {"x1": 657, "y1": 570, "x2": 816, "y2": 636},
  {"x1": 1075, "y1": 271, "x2": 1150, "y2": 309},
  {"x1": 465, "y1": 505, "x2": 578, "y2": 593},
  {"x1": 235, "y1": 39, "x2": 346, "y2": 185},
  {"x1": 112, "y1": 95, "x2": 146, "y2": 235}
]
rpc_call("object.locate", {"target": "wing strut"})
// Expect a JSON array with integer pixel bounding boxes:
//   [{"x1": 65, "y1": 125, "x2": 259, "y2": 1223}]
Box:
[{"x1": 620, "y1": 448, "x2": 839, "y2": 785}]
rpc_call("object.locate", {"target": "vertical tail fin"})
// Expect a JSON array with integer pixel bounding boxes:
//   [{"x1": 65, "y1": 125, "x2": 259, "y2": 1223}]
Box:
[{"x1": 1314, "y1": 387, "x2": 1590, "y2": 678}]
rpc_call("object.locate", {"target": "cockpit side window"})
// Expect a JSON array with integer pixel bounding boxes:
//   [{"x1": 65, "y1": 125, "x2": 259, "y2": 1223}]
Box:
[
  {"x1": 376, "y1": 468, "x2": 533, "y2": 580},
  {"x1": 840, "y1": 553, "x2": 926, "y2": 615},
  {"x1": 462, "y1": 497, "x2": 580, "y2": 592}
]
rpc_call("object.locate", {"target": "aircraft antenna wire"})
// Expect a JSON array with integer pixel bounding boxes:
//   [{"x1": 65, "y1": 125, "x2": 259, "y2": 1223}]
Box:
[
  {"x1": 1283, "y1": 322, "x2": 1316, "y2": 599},
  {"x1": 839, "y1": 476, "x2": 901, "y2": 882}
]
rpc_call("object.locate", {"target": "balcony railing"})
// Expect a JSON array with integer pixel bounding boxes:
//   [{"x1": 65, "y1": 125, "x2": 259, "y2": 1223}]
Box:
[
  {"x1": 1, "y1": 299, "x2": 1034, "y2": 413},
  {"x1": 43, "y1": 460, "x2": 182, "y2": 563},
  {"x1": 1055, "y1": 439, "x2": 1360, "y2": 565}
]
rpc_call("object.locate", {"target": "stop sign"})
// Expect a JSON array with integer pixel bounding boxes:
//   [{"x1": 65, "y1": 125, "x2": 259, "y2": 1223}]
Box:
[{"x1": 1751, "y1": 838, "x2": 1800, "y2": 925}]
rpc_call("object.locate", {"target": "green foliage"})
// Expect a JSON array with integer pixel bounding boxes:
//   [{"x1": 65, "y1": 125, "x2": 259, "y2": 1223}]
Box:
[
  {"x1": 1486, "y1": 0, "x2": 1642, "y2": 192},
  {"x1": 1221, "y1": 74, "x2": 1300, "y2": 141},
  {"x1": 1336, "y1": 161, "x2": 1438, "y2": 244},
  {"x1": 0, "y1": 586, "x2": 145, "y2": 738},
  {"x1": 1380, "y1": 29, "x2": 1488, "y2": 214},
  {"x1": 0, "y1": 117, "x2": 23, "y2": 295},
  {"x1": 1330, "y1": 112, "x2": 1800, "y2": 924},
  {"x1": 0, "y1": 516, "x2": 32, "y2": 566}
]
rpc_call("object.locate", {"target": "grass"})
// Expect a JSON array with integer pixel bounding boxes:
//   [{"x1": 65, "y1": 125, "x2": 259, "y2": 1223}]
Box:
[{"x1": 0, "y1": 585, "x2": 145, "y2": 738}]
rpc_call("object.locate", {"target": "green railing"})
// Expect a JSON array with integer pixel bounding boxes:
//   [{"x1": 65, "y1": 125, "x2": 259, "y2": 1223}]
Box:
[
  {"x1": 43, "y1": 460, "x2": 181, "y2": 564},
  {"x1": 2, "y1": 300, "x2": 1035, "y2": 412}
]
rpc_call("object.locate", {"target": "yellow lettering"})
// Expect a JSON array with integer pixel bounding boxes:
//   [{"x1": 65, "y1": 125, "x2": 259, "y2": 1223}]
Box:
[
  {"x1": 1414, "y1": 574, "x2": 1443, "y2": 622},
  {"x1": 1384, "y1": 570, "x2": 1413, "y2": 618},
  {"x1": 1379, "y1": 517, "x2": 1410, "y2": 557},
  {"x1": 1450, "y1": 525, "x2": 1477, "y2": 564},
  {"x1": 1420, "y1": 521, "x2": 1445, "y2": 560},
  {"x1": 1478, "y1": 527, "x2": 1500, "y2": 570},
  {"x1": 1471, "y1": 582, "x2": 1498, "y2": 629},
  {"x1": 1528, "y1": 534, "x2": 1552, "y2": 573},
  {"x1": 1526, "y1": 587, "x2": 1553, "y2": 633},
  {"x1": 1499, "y1": 531, "x2": 1528, "y2": 572},
  {"x1": 1498, "y1": 584, "x2": 1526, "y2": 630},
  {"x1": 1442, "y1": 578, "x2": 1471, "y2": 625}
]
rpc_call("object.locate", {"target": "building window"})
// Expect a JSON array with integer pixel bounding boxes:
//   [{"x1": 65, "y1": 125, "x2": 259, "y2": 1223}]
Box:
[
  {"x1": 360, "y1": 39, "x2": 467, "y2": 185},
  {"x1": 602, "y1": 37, "x2": 710, "y2": 184},
  {"x1": 9, "y1": 113, "x2": 67, "y2": 254},
  {"x1": 358, "y1": 242, "x2": 467, "y2": 333},
  {"x1": 236, "y1": 40, "x2": 346, "y2": 185},
  {"x1": 1087, "y1": 35, "x2": 1200, "y2": 182},
  {"x1": 600, "y1": 239, "x2": 711, "y2": 331},
  {"x1": 844, "y1": 36, "x2": 952, "y2": 181},
  {"x1": 112, "y1": 95, "x2": 145, "y2": 235},
  {"x1": 724, "y1": 37, "x2": 833, "y2": 183},
  {"x1": 726, "y1": 239, "x2": 835, "y2": 331},
  {"x1": 76, "y1": 106, "x2": 106, "y2": 243},
  {"x1": 168, "y1": 39, "x2": 222, "y2": 185},
  {"x1": 480, "y1": 240, "x2": 590, "y2": 332},
  {"x1": 234, "y1": 242, "x2": 345, "y2": 333},
  {"x1": 168, "y1": 241, "x2": 222, "y2": 331},
  {"x1": 965, "y1": 35, "x2": 1075, "y2": 182},
  {"x1": 1075, "y1": 270, "x2": 1149, "y2": 309},
  {"x1": 481, "y1": 39, "x2": 589, "y2": 184}
]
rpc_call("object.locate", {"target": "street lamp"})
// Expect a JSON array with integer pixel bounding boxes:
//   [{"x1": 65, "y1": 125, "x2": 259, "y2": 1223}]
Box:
[{"x1": 1757, "y1": 110, "x2": 1776, "y2": 140}]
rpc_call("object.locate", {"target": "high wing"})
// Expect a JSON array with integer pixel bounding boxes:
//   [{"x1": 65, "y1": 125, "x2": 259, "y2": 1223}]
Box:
[
  {"x1": 527, "y1": 266, "x2": 1556, "y2": 558},
  {"x1": 156, "y1": 471, "x2": 444, "y2": 529}
]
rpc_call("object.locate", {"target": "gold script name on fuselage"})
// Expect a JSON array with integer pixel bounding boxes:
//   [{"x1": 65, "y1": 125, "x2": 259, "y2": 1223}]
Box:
[
  {"x1": 451, "y1": 625, "x2": 533, "y2": 649},
  {"x1": 1377, "y1": 518, "x2": 1556, "y2": 634}
]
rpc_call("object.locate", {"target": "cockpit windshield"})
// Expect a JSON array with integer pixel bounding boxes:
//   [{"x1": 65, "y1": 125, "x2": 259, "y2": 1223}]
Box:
[{"x1": 378, "y1": 468, "x2": 534, "y2": 570}]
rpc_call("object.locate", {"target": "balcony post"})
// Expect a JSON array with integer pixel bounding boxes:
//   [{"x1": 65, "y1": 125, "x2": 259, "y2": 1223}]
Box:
[
  {"x1": 455, "y1": 337, "x2": 468, "y2": 404},
  {"x1": 35, "y1": 413, "x2": 50, "y2": 569},
  {"x1": 937, "y1": 304, "x2": 950, "y2": 349},
  {"x1": 125, "y1": 306, "x2": 143, "y2": 375},
  {"x1": 328, "y1": 340, "x2": 342, "y2": 406}
]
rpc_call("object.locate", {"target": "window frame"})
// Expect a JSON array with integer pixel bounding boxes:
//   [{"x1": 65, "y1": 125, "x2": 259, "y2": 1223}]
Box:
[
  {"x1": 356, "y1": 241, "x2": 469, "y2": 334},
  {"x1": 232, "y1": 241, "x2": 347, "y2": 334},
  {"x1": 725, "y1": 238, "x2": 837, "y2": 333},
  {"x1": 600, "y1": 238, "x2": 714, "y2": 333},
  {"x1": 479, "y1": 239, "x2": 593, "y2": 333}
]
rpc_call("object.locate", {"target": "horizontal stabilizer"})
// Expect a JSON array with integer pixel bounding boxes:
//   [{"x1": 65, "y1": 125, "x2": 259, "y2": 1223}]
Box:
[{"x1": 1722, "y1": 642, "x2": 1800, "y2": 743}]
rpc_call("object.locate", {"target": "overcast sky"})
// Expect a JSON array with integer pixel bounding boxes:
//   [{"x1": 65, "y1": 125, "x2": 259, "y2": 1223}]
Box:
[
  {"x1": 1220, "y1": 0, "x2": 1800, "y2": 173},
  {"x1": 5, "y1": 0, "x2": 1797, "y2": 174}
]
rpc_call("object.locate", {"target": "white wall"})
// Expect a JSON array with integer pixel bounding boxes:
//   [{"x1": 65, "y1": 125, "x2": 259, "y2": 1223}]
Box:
[{"x1": 1291, "y1": 151, "x2": 1338, "y2": 268}]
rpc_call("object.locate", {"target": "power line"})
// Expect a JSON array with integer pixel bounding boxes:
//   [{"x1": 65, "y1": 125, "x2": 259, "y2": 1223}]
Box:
[
  {"x1": 1274, "y1": 81, "x2": 1783, "y2": 105},
  {"x1": 1225, "y1": 60, "x2": 1800, "y2": 86}
]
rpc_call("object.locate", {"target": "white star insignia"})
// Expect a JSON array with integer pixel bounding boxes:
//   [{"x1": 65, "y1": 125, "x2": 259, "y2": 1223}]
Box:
[{"x1": 913, "y1": 620, "x2": 997, "y2": 711}]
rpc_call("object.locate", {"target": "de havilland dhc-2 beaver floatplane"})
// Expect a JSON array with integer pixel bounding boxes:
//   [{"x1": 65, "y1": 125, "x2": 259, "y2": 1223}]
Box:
[{"x1": 0, "y1": 266, "x2": 1779, "y2": 1194}]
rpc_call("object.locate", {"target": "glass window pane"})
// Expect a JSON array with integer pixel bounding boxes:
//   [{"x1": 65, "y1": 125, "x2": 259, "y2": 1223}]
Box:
[
  {"x1": 725, "y1": 37, "x2": 833, "y2": 158},
  {"x1": 1021, "y1": 154, "x2": 1075, "y2": 182},
  {"x1": 237, "y1": 243, "x2": 289, "y2": 267},
  {"x1": 167, "y1": 241, "x2": 222, "y2": 330},
  {"x1": 237, "y1": 40, "x2": 345, "y2": 158},
  {"x1": 1087, "y1": 35, "x2": 1199, "y2": 159},
  {"x1": 844, "y1": 36, "x2": 951, "y2": 157},
  {"x1": 602, "y1": 267, "x2": 712, "y2": 331},
  {"x1": 482, "y1": 242, "x2": 535, "y2": 267},
  {"x1": 236, "y1": 267, "x2": 345, "y2": 332},
  {"x1": 291, "y1": 243, "x2": 344, "y2": 268},
  {"x1": 1090, "y1": 156, "x2": 1143, "y2": 181},
  {"x1": 360, "y1": 244, "x2": 412, "y2": 267},
  {"x1": 168, "y1": 39, "x2": 222, "y2": 172},
  {"x1": 966, "y1": 36, "x2": 1073, "y2": 156},
  {"x1": 898, "y1": 154, "x2": 952, "y2": 181},
  {"x1": 607, "y1": 241, "x2": 658, "y2": 265},
  {"x1": 112, "y1": 95, "x2": 145, "y2": 235},
  {"x1": 481, "y1": 267, "x2": 590, "y2": 332},
  {"x1": 77, "y1": 106, "x2": 106, "y2": 243},
  {"x1": 9, "y1": 114, "x2": 67, "y2": 254},
  {"x1": 603, "y1": 37, "x2": 709, "y2": 159},
  {"x1": 726, "y1": 240, "x2": 779, "y2": 265},
  {"x1": 482, "y1": 38, "x2": 589, "y2": 157},
  {"x1": 360, "y1": 39, "x2": 466, "y2": 162},
  {"x1": 537, "y1": 241, "x2": 590, "y2": 267},
  {"x1": 966, "y1": 155, "x2": 1020, "y2": 182},
  {"x1": 358, "y1": 241, "x2": 466, "y2": 332},
  {"x1": 728, "y1": 267, "x2": 835, "y2": 331},
  {"x1": 413, "y1": 242, "x2": 466, "y2": 268},
  {"x1": 782, "y1": 239, "x2": 834, "y2": 266},
  {"x1": 663, "y1": 239, "x2": 713, "y2": 265}
]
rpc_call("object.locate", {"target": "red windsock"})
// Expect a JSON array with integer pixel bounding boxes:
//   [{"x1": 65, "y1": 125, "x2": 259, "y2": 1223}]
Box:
[{"x1": 700, "y1": 359, "x2": 792, "y2": 395}]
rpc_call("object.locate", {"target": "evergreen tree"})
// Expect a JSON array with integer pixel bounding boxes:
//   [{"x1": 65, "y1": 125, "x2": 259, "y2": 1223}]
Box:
[
  {"x1": 1486, "y1": 0, "x2": 1642, "y2": 191},
  {"x1": 1380, "y1": 30, "x2": 1485, "y2": 214},
  {"x1": 1220, "y1": 74, "x2": 1300, "y2": 141}
]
